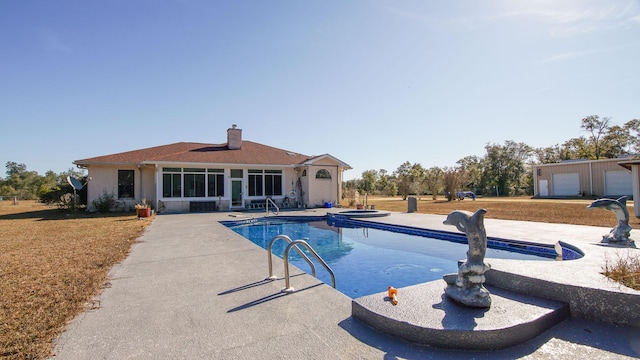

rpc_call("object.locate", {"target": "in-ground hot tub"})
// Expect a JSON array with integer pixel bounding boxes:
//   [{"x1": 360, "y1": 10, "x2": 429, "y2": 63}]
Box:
[{"x1": 336, "y1": 209, "x2": 390, "y2": 218}]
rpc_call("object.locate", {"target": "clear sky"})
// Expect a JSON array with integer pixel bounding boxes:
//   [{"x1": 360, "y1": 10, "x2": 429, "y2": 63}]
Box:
[{"x1": 1, "y1": 1, "x2": 638, "y2": 180}]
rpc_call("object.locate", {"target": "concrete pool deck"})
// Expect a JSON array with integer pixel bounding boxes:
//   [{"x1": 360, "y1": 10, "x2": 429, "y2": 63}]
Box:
[{"x1": 52, "y1": 209, "x2": 640, "y2": 359}]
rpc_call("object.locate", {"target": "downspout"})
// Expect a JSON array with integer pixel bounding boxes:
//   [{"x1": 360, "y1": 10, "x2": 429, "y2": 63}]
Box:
[
  {"x1": 138, "y1": 164, "x2": 143, "y2": 204},
  {"x1": 334, "y1": 165, "x2": 340, "y2": 206},
  {"x1": 154, "y1": 164, "x2": 159, "y2": 211},
  {"x1": 339, "y1": 168, "x2": 344, "y2": 206},
  {"x1": 633, "y1": 165, "x2": 640, "y2": 218}
]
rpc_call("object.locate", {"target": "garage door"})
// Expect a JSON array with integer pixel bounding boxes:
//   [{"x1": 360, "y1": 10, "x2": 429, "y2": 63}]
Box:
[
  {"x1": 552, "y1": 173, "x2": 579, "y2": 196},
  {"x1": 605, "y1": 170, "x2": 632, "y2": 196}
]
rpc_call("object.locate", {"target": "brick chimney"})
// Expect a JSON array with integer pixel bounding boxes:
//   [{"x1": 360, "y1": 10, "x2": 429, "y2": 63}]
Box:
[{"x1": 227, "y1": 124, "x2": 242, "y2": 150}]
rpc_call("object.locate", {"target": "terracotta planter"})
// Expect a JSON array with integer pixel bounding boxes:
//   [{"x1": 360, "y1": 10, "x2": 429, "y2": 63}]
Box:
[{"x1": 136, "y1": 208, "x2": 151, "y2": 218}]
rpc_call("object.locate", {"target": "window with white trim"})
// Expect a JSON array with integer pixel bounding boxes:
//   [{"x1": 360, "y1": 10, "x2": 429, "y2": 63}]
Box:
[
  {"x1": 207, "y1": 169, "x2": 224, "y2": 197},
  {"x1": 162, "y1": 167, "x2": 225, "y2": 198},
  {"x1": 162, "y1": 168, "x2": 182, "y2": 197},
  {"x1": 248, "y1": 169, "x2": 283, "y2": 197},
  {"x1": 118, "y1": 170, "x2": 134, "y2": 198},
  {"x1": 184, "y1": 168, "x2": 205, "y2": 197},
  {"x1": 315, "y1": 169, "x2": 331, "y2": 179}
]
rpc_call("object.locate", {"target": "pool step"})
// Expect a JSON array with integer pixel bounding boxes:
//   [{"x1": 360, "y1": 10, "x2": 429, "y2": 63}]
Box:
[{"x1": 352, "y1": 280, "x2": 569, "y2": 350}]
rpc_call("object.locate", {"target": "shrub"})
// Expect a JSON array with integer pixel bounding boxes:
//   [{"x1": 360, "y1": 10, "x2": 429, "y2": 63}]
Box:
[
  {"x1": 91, "y1": 191, "x2": 117, "y2": 213},
  {"x1": 39, "y1": 186, "x2": 64, "y2": 205},
  {"x1": 39, "y1": 182, "x2": 87, "y2": 208},
  {"x1": 57, "y1": 193, "x2": 83, "y2": 211}
]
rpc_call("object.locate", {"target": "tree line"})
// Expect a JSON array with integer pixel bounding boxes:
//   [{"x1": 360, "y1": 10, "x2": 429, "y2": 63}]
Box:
[
  {"x1": 0, "y1": 161, "x2": 87, "y2": 207},
  {"x1": 344, "y1": 115, "x2": 640, "y2": 201},
  {"x1": 3, "y1": 115, "x2": 638, "y2": 205}
]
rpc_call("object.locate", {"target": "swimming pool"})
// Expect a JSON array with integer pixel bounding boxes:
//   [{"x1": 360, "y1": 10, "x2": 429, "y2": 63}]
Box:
[{"x1": 222, "y1": 216, "x2": 582, "y2": 298}]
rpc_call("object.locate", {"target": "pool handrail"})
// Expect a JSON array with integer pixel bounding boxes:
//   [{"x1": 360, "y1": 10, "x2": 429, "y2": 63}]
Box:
[
  {"x1": 282, "y1": 239, "x2": 336, "y2": 293},
  {"x1": 266, "y1": 198, "x2": 279, "y2": 216},
  {"x1": 266, "y1": 235, "x2": 316, "y2": 280}
]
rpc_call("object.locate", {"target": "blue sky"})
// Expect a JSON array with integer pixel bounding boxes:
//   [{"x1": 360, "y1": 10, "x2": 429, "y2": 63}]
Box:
[{"x1": 1, "y1": 1, "x2": 639, "y2": 180}]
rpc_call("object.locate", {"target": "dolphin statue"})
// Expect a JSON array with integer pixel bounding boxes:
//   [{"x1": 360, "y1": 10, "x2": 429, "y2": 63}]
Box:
[
  {"x1": 587, "y1": 196, "x2": 632, "y2": 243},
  {"x1": 442, "y1": 209, "x2": 492, "y2": 308}
]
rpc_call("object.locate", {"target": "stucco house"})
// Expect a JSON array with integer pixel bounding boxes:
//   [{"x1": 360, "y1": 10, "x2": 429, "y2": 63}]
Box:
[
  {"x1": 532, "y1": 156, "x2": 640, "y2": 217},
  {"x1": 74, "y1": 125, "x2": 352, "y2": 213}
]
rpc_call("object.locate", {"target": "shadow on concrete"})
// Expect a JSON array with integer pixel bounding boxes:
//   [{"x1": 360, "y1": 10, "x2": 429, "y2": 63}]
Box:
[
  {"x1": 226, "y1": 283, "x2": 323, "y2": 313},
  {"x1": 545, "y1": 319, "x2": 640, "y2": 358},
  {"x1": 218, "y1": 273, "x2": 307, "y2": 296},
  {"x1": 337, "y1": 316, "x2": 490, "y2": 360},
  {"x1": 431, "y1": 293, "x2": 488, "y2": 330},
  {"x1": 217, "y1": 279, "x2": 274, "y2": 295},
  {"x1": 338, "y1": 316, "x2": 640, "y2": 359}
]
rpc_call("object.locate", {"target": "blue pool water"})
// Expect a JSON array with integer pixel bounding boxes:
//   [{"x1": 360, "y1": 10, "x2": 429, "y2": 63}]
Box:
[{"x1": 222, "y1": 216, "x2": 578, "y2": 298}]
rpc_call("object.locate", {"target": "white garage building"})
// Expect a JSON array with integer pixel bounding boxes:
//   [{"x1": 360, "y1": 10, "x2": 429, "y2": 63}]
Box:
[
  {"x1": 533, "y1": 156, "x2": 640, "y2": 218},
  {"x1": 533, "y1": 157, "x2": 635, "y2": 198}
]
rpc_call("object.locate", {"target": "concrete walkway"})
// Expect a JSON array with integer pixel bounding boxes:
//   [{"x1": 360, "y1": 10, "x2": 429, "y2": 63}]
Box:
[{"x1": 52, "y1": 210, "x2": 640, "y2": 359}]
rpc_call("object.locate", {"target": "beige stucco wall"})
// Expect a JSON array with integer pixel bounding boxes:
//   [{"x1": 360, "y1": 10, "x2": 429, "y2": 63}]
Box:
[
  {"x1": 85, "y1": 165, "x2": 155, "y2": 211},
  {"x1": 86, "y1": 166, "x2": 118, "y2": 209},
  {"x1": 140, "y1": 166, "x2": 156, "y2": 204},
  {"x1": 85, "y1": 159, "x2": 346, "y2": 212},
  {"x1": 306, "y1": 161, "x2": 341, "y2": 208},
  {"x1": 534, "y1": 158, "x2": 633, "y2": 197}
]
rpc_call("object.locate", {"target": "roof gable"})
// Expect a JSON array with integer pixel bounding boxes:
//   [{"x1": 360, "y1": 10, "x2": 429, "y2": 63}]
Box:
[{"x1": 303, "y1": 154, "x2": 352, "y2": 169}]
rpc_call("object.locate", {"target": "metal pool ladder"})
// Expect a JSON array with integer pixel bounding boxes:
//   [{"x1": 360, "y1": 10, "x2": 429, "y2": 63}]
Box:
[
  {"x1": 266, "y1": 198, "x2": 279, "y2": 216},
  {"x1": 266, "y1": 235, "x2": 316, "y2": 279},
  {"x1": 265, "y1": 235, "x2": 336, "y2": 294}
]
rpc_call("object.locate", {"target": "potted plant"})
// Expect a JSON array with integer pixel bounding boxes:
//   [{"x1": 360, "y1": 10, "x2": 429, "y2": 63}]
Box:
[{"x1": 135, "y1": 199, "x2": 151, "y2": 218}]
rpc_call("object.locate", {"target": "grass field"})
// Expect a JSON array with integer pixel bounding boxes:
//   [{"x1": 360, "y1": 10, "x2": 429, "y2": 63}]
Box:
[
  {"x1": 363, "y1": 195, "x2": 640, "y2": 229},
  {"x1": 1, "y1": 197, "x2": 638, "y2": 359},
  {"x1": 0, "y1": 201, "x2": 151, "y2": 359}
]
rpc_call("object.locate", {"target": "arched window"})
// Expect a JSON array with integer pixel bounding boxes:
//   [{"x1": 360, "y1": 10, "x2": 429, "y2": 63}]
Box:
[{"x1": 315, "y1": 169, "x2": 331, "y2": 179}]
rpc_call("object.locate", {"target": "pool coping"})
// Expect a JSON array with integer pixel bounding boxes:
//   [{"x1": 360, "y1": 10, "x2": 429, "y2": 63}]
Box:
[
  {"x1": 222, "y1": 213, "x2": 583, "y2": 261},
  {"x1": 352, "y1": 281, "x2": 571, "y2": 350}
]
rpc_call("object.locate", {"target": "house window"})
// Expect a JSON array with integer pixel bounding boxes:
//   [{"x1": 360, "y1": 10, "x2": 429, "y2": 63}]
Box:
[
  {"x1": 118, "y1": 170, "x2": 134, "y2": 199},
  {"x1": 184, "y1": 168, "x2": 205, "y2": 197},
  {"x1": 162, "y1": 168, "x2": 182, "y2": 197},
  {"x1": 265, "y1": 170, "x2": 283, "y2": 196},
  {"x1": 248, "y1": 170, "x2": 263, "y2": 197},
  {"x1": 207, "y1": 169, "x2": 224, "y2": 197},
  {"x1": 248, "y1": 169, "x2": 282, "y2": 197},
  {"x1": 315, "y1": 169, "x2": 331, "y2": 179},
  {"x1": 162, "y1": 168, "x2": 224, "y2": 198}
]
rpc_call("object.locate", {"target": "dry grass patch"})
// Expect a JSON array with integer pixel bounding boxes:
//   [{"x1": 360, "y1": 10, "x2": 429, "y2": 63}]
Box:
[
  {"x1": 364, "y1": 196, "x2": 640, "y2": 229},
  {"x1": 0, "y1": 201, "x2": 150, "y2": 359},
  {"x1": 603, "y1": 252, "x2": 640, "y2": 290}
]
